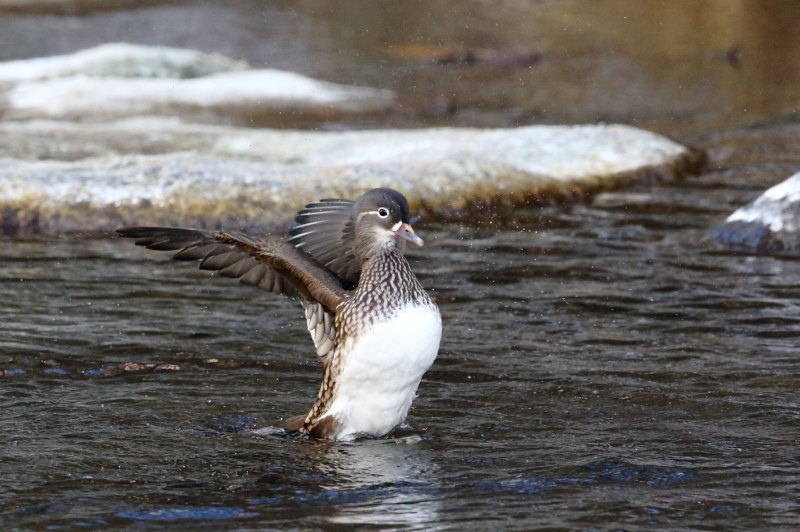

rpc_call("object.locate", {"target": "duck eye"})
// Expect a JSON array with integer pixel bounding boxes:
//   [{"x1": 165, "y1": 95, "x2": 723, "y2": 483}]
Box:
[{"x1": 378, "y1": 208, "x2": 389, "y2": 218}]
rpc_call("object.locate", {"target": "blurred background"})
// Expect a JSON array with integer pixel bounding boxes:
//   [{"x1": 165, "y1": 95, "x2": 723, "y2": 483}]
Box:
[{"x1": 2, "y1": 0, "x2": 799, "y2": 136}]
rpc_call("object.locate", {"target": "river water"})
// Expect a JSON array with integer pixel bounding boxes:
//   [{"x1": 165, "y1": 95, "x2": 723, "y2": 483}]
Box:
[
  {"x1": 3, "y1": 123, "x2": 800, "y2": 529},
  {"x1": 3, "y1": 1, "x2": 800, "y2": 531}
]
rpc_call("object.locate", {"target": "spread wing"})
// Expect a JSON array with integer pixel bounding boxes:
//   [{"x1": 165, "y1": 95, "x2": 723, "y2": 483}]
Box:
[
  {"x1": 287, "y1": 199, "x2": 361, "y2": 289},
  {"x1": 117, "y1": 227, "x2": 345, "y2": 358}
]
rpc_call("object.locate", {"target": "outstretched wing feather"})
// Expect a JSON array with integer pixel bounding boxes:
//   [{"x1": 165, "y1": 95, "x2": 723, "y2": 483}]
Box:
[
  {"x1": 288, "y1": 199, "x2": 361, "y2": 287},
  {"x1": 118, "y1": 226, "x2": 346, "y2": 315}
]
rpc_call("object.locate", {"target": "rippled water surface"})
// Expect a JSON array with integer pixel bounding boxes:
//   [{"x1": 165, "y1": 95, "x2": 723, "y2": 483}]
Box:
[{"x1": 3, "y1": 126, "x2": 800, "y2": 530}]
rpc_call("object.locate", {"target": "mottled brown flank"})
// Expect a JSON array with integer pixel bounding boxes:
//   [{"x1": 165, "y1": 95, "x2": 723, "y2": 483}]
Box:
[{"x1": 302, "y1": 245, "x2": 437, "y2": 436}]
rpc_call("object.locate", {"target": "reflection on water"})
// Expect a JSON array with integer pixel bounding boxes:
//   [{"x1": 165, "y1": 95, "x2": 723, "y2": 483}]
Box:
[
  {"x1": 318, "y1": 440, "x2": 441, "y2": 529},
  {"x1": 0, "y1": 0, "x2": 799, "y2": 133}
]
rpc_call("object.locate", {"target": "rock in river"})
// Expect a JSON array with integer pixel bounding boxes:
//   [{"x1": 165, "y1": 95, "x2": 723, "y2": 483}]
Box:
[
  {"x1": 0, "y1": 119, "x2": 701, "y2": 234},
  {"x1": 0, "y1": 44, "x2": 394, "y2": 124},
  {"x1": 712, "y1": 172, "x2": 800, "y2": 252},
  {"x1": 0, "y1": 43, "x2": 247, "y2": 82}
]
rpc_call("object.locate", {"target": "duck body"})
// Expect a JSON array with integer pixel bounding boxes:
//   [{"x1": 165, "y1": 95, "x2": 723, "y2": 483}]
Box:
[
  {"x1": 118, "y1": 188, "x2": 441, "y2": 441},
  {"x1": 310, "y1": 246, "x2": 441, "y2": 441},
  {"x1": 327, "y1": 303, "x2": 441, "y2": 440}
]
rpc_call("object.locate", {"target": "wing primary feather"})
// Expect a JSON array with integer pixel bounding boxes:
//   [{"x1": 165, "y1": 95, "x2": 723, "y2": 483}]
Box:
[
  {"x1": 219, "y1": 256, "x2": 257, "y2": 278},
  {"x1": 296, "y1": 201, "x2": 353, "y2": 212},
  {"x1": 294, "y1": 208, "x2": 350, "y2": 218},
  {"x1": 294, "y1": 230, "x2": 348, "y2": 247},
  {"x1": 119, "y1": 227, "x2": 344, "y2": 310},
  {"x1": 272, "y1": 275, "x2": 286, "y2": 295},
  {"x1": 286, "y1": 197, "x2": 360, "y2": 287},
  {"x1": 200, "y1": 250, "x2": 244, "y2": 271},
  {"x1": 238, "y1": 263, "x2": 267, "y2": 286},
  {"x1": 292, "y1": 212, "x2": 351, "y2": 226},
  {"x1": 287, "y1": 228, "x2": 343, "y2": 244},
  {"x1": 291, "y1": 219, "x2": 349, "y2": 230},
  {"x1": 257, "y1": 270, "x2": 277, "y2": 292},
  {"x1": 173, "y1": 243, "x2": 228, "y2": 261},
  {"x1": 301, "y1": 200, "x2": 354, "y2": 208},
  {"x1": 142, "y1": 239, "x2": 194, "y2": 251},
  {"x1": 310, "y1": 241, "x2": 349, "y2": 259}
]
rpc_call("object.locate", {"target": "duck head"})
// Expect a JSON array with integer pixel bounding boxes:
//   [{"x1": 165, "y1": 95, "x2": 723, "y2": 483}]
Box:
[{"x1": 352, "y1": 188, "x2": 423, "y2": 261}]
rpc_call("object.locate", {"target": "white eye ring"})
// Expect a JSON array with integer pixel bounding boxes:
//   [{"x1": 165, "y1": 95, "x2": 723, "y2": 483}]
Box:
[{"x1": 378, "y1": 208, "x2": 389, "y2": 218}]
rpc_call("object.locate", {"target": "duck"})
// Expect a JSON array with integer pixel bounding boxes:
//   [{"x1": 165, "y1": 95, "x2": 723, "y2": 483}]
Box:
[{"x1": 117, "y1": 188, "x2": 442, "y2": 441}]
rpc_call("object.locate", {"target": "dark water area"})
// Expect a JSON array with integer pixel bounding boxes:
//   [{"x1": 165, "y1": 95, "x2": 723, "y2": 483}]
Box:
[
  {"x1": 1, "y1": 0, "x2": 800, "y2": 135},
  {"x1": 3, "y1": 124, "x2": 800, "y2": 530}
]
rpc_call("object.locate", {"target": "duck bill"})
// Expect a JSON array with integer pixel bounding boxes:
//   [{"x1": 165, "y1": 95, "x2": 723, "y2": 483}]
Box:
[{"x1": 393, "y1": 222, "x2": 424, "y2": 247}]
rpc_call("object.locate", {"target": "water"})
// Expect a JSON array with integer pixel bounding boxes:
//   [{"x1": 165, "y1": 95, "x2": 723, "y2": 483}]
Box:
[{"x1": 2, "y1": 124, "x2": 800, "y2": 530}]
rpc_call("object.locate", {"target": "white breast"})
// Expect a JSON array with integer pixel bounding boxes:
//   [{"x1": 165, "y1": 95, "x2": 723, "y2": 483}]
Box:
[{"x1": 322, "y1": 304, "x2": 442, "y2": 441}]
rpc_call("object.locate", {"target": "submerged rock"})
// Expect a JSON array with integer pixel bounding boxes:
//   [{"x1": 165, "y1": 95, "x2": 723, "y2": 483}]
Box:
[
  {"x1": 0, "y1": 122, "x2": 701, "y2": 235},
  {"x1": 0, "y1": 44, "x2": 394, "y2": 124},
  {"x1": 712, "y1": 172, "x2": 800, "y2": 252}
]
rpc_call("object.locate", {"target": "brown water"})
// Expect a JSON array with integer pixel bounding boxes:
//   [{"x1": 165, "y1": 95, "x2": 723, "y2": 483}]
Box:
[
  {"x1": 3, "y1": 123, "x2": 800, "y2": 530},
  {"x1": 4, "y1": 1, "x2": 800, "y2": 530}
]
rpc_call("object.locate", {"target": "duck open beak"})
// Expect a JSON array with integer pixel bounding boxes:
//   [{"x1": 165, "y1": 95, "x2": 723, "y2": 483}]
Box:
[{"x1": 393, "y1": 222, "x2": 424, "y2": 246}]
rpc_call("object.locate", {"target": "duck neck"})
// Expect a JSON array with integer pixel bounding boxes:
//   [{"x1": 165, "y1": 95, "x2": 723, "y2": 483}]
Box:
[{"x1": 343, "y1": 246, "x2": 429, "y2": 324}]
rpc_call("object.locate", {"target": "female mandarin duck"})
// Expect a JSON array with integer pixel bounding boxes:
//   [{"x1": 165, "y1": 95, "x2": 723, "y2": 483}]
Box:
[{"x1": 118, "y1": 188, "x2": 441, "y2": 441}]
